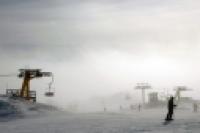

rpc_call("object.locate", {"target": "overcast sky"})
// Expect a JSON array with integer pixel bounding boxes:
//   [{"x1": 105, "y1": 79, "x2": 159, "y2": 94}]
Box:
[{"x1": 1, "y1": 0, "x2": 200, "y2": 106}]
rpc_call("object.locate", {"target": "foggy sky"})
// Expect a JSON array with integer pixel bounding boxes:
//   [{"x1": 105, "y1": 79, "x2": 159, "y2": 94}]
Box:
[{"x1": 1, "y1": 0, "x2": 200, "y2": 107}]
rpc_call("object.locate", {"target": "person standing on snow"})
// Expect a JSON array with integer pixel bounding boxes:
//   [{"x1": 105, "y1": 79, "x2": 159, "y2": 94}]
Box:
[
  {"x1": 165, "y1": 96, "x2": 177, "y2": 121},
  {"x1": 193, "y1": 103, "x2": 198, "y2": 112}
]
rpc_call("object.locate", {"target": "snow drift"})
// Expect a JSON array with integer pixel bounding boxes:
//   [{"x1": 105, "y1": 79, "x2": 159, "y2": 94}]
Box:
[{"x1": 0, "y1": 97, "x2": 57, "y2": 121}]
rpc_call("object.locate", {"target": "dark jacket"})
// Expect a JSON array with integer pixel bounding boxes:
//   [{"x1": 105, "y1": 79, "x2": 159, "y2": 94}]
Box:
[{"x1": 168, "y1": 97, "x2": 176, "y2": 113}]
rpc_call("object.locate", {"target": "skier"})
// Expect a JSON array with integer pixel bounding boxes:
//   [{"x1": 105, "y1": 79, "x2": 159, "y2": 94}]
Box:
[
  {"x1": 138, "y1": 104, "x2": 141, "y2": 112},
  {"x1": 165, "y1": 96, "x2": 176, "y2": 121},
  {"x1": 104, "y1": 107, "x2": 107, "y2": 112},
  {"x1": 193, "y1": 103, "x2": 198, "y2": 112},
  {"x1": 119, "y1": 105, "x2": 123, "y2": 111}
]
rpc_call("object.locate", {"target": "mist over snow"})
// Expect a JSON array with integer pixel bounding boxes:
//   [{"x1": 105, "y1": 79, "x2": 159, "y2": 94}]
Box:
[{"x1": 0, "y1": 0, "x2": 200, "y2": 110}]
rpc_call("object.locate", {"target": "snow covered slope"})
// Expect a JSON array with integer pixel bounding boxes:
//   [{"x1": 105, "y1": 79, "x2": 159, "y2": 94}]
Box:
[
  {"x1": 1, "y1": 105, "x2": 200, "y2": 133},
  {"x1": 0, "y1": 97, "x2": 57, "y2": 121}
]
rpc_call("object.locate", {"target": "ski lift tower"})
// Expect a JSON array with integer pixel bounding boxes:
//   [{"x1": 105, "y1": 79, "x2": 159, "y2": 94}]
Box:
[
  {"x1": 18, "y1": 69, "x2": 52, "y2": 101},
  {"x1": 135, "y1": 83, "x2": 152, "y2": 104},
  {"x1": 174, "y1": 86, "x2": 192, "y2": 101}
]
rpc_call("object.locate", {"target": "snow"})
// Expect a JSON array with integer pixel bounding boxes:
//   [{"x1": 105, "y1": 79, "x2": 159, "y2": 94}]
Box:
[
  {"x1": 1, "y1": 103, "x2": 200, "y2": 133},
  {"x1": 0, "y1": 97, "x2": 57, "y2": 121},
  {"x1": 0, "y1": 97, "x2": 200, "y2": 133}
]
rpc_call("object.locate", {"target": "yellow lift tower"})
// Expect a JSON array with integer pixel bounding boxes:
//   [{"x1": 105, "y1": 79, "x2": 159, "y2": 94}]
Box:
[
  {"x1": 0, "y1": 69, "x2": 54, "y2": 102},
  {"x1": 18, "y1": 69, "x2": 52, "y2": 101}
]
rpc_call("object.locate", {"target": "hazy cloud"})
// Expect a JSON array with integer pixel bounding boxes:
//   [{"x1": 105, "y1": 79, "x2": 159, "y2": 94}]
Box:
[
  {"x1": 1, "y1": 0, "x2": 200, "y2": 105},
  {"x1": 1, "y1": 0, "x2": 200, "y2": 61}
]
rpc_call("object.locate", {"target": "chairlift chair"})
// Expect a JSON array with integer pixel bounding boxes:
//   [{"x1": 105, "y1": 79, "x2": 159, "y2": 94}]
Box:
[
  {"x1": 44, "y1": 74, "x2": 55, "y2": 97},
  {"x1": 45, "y1": 91, "x2": 54, "y2": 97}
]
